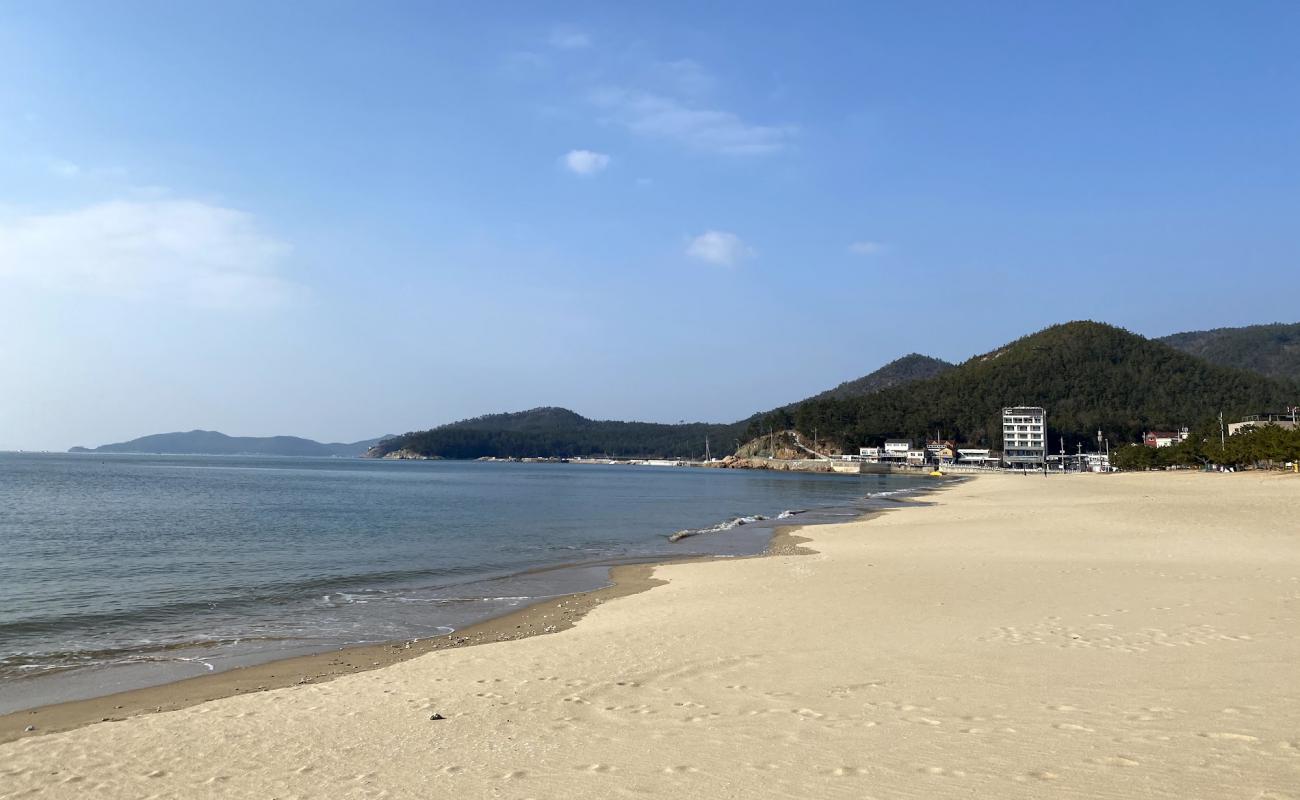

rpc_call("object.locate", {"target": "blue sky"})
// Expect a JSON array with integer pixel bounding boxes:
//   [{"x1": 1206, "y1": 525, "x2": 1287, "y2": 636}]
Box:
[{"x1": 2, "y1": 2, "x2": 1298, "y2": 450}]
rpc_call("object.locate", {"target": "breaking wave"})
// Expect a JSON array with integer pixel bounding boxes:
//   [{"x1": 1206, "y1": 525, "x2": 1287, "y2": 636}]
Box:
[{"x1": 668, "y1": 514, "x2": 768, "y2": 543}]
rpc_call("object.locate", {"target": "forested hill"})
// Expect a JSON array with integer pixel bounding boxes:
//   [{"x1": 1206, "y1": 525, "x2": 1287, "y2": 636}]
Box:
[
  {"x1": 750, "y1": 321, "x2": 1298, "y2": 452},
  {"x1": 1160, "y1": 322, "x2": 1300, "y2": 385},
  {"x1": 368, "y1": 408, "x2": 747, "y2": 460},
  {"x1": 69, "y1": 430, "x2": 386, "y2": 457},
  {"x1": 369, "y1": 354, "x2": 954, "y2": 460},
  {"x1": 801, "y1": 354, "x2": 954, "y2": 403}
]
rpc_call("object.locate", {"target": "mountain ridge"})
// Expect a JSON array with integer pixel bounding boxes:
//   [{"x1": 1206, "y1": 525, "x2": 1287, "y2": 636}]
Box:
[
  {"x1": 753, "y1": 320, "x2": 1296, "y2": 453},
  {"x1": 1159, "y1": 321, "x2": 1300, "y2": 385},
  {"x1": 799, "y1": 354, "x2": 954, "y2": 404},
  {"x1": 73, "y1": 321, "x2": 1300, "y2": 460}
]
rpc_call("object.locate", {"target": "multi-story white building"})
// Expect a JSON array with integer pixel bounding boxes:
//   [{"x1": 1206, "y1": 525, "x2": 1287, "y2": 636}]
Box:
[
  {"x1": 1002, "y1": 406, "x2": 1047, "y2": 467},
  {"x1": 882, "y1": 439, "x2": 911, "y2": 461}
]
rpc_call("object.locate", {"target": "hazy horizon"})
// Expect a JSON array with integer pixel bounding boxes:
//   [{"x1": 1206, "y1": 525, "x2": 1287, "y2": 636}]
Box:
[{"x1": 3, "y1": 3, "x2": 1299, "y2": 451}]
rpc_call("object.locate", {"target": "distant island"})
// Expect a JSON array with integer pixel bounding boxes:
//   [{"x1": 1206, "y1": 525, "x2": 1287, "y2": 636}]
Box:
[{"x1": 69, "y1": 430, "x2": 389, "y2": 458}]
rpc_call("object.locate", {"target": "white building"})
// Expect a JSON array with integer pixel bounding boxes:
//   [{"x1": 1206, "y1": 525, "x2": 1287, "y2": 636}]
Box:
[
  {"x1": 906, "y1": 449, "x2": 927, "y2": 466},
  {"x1": 1228, "y1": 413, "x2": 1299, "y2": 436},
  {"x1": 957, "y1": 448, "x2": 996, "y2": 465},
  {"x1": 858, "y1": 446, "x2": 881, "y2": 462},
  {"x1": 882, "y1": 439, "x2": 911, "y2": 461},
  {"x1": 1002, "y1": 406, "x2": 1046, "y2": 468}
]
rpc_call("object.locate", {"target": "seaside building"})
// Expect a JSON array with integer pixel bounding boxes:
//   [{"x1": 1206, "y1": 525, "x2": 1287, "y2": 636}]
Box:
[
  {"x1": 1143, "y1": 428, "x2": 1189, "y2": 448},
  {"x1": 1228, "y1": 412, "x2": 1300, "y2": 436},
  {"x1": 925, "y1": 440, "x2": 957, "y2": 465},
  {"x1": 1002, "y1": 406, "x2": 1047, "y2": 468},
  {"x1": 957, "y1": 448, "x2": 997, "y2": 465},
  {"x1": 857, "y1": 446, "x2": 881, "y2": 463},
  {"x1": 882, "y1": 439, "x2": 911, "y2": 462},
  {"x1": 906, "y1": 449, "x2": 927, "y2": 467}
]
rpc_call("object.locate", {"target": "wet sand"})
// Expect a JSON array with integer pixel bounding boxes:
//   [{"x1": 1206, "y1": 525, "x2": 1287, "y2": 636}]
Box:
[
  {"x1": 0, "y1": 529, "x2": 818, "y2": 746},
  {"x1": 3, "y1": 473, "x2": 1298, "y2": 798}
]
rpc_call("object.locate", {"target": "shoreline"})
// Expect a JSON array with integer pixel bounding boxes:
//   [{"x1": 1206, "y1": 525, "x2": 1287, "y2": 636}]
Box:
[
  {"x1": 6, "y1": 472, "x2": 1296, "y2": 797},
  {"x1": 0, "y1": 521, "x2": 831, "y2": 745}
]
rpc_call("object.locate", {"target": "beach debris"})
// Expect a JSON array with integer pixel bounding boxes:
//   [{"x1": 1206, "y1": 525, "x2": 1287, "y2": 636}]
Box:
[
  {"x1": 24, "y1": 725, "x2": 35, "y2": 732},
  {"x1": 429, "y1": 713, "x2": 446, "y2": 721}
]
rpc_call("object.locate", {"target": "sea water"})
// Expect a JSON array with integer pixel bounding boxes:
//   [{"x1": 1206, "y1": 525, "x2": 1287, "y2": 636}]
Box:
[{"x1": 0, "y1": 453, "x2": 927, "y2": 712}]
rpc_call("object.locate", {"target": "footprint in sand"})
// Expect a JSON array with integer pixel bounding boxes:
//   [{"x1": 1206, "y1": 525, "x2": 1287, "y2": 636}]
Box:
[
  {"x1": 831, "y1": 766, "x2": 869, "y2": 777},
  {"x1": 919, "y1": 766, "x2": 966, "y2": 777},
  {"x1": 1014, "y1": 770, "x2": 1059, "y2": 782},
  {"x1": 578, "y1": 764, "x2": 615, "y2": 773},
  {"x1": 1086, "y1": 756, "x2": 1140, "y2": 767},
  {"x1": 1054, "y1": 723, "x2": 1095, "y2": 733},
  {"x1": 663, "y1": 765, "x2": 699, "y2": 774},
  {"x1": 1200, "y1": 732, "x2": 1259, "y2": 742}
]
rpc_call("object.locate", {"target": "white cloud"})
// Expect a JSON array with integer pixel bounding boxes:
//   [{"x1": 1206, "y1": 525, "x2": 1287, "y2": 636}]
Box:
[
  {"x1": 849, "y1": 240, "x2": 885, "y2": 255},
  {"x1": 548, "y1": 27, "x2": 591, "y2": 49},
  {"x1": 591, "y1": 88, "x2": 794, "y2": 156},
  {"x1": 0, "y1": 199, "x2": 297, "y2": 309},
  {"x1": 563, "y1": 149, "x2": 611, "y2": 175},
  {"x1": 686, "y1": 230, "x2": 753, "y2": 266}
]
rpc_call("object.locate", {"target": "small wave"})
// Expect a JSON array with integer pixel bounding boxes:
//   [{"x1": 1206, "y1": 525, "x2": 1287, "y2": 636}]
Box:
[
  {"x1": 777, "y1": 509, "x2": 806, "y2": 519},
  {"x1": 669, "y1": 514, "x2": 767, "y2": 543},
  {"x1": 867, "y1": 488, "x2": 915, "y2": 499}
]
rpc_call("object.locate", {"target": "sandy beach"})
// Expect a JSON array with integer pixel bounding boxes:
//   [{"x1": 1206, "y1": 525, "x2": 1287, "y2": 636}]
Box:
[{"x1": 3, "y1": 471, "x2": 1299, "y2": 798}]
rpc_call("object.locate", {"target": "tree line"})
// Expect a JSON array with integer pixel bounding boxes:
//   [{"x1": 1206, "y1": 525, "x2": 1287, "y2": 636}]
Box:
[{"x1": 1111, "y1": 421, "x2": 1300, "y2": 470}]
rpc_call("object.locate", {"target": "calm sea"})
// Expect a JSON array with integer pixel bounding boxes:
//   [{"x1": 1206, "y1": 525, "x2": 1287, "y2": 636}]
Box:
[{"x1": 0, "y1": 453, "x2": 927, "y2": 712}]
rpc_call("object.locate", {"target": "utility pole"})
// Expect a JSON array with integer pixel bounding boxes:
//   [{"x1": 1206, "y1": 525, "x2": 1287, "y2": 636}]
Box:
[{"x1": 1219, "y1": 411, "x2": 1225, "y2": 449}]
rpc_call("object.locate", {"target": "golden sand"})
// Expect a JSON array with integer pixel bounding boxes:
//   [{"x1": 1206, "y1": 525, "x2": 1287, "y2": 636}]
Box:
[{"x1": 3, "y1": 472, "x2": 1298, "y2": 798}]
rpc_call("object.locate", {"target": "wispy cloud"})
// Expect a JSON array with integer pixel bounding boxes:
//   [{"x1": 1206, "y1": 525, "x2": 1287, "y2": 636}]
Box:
[
  {"x1": 548, "y1": 27, "x2": 591, "y2": 49},
  {"x1": 562, "y1": 149, "x2": 611, "y2": 175},
  {"x1": 591, "y1": 88, "x2": 794, "y2": 156},
  {"x1": 686, "y1": 230, "x2": 753, "y2": 266},
  {"x1": 652, "y1": 59, "x2": 717, "y2": 97},
  {"x1": 849, "y1": 240, "x2": 886, "y2": 256},
  {"x1": 0, "y1": 199, "x2": 297, "y2": 309}
]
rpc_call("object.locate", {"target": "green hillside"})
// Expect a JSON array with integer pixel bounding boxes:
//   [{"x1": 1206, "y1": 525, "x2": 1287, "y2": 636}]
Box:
[
  {"x1": 370, "y1": 408, "x2": 746, "y2": 460},
  {"x1": 1160, "y1": 322, "x2": 1300, "y2": 384},
  {"x1": 751, "y1": 321, "x2": 1298, "y2": 451},
  {"x1": 801, "y1": 354, "x2": 954, "y2": 403}
]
